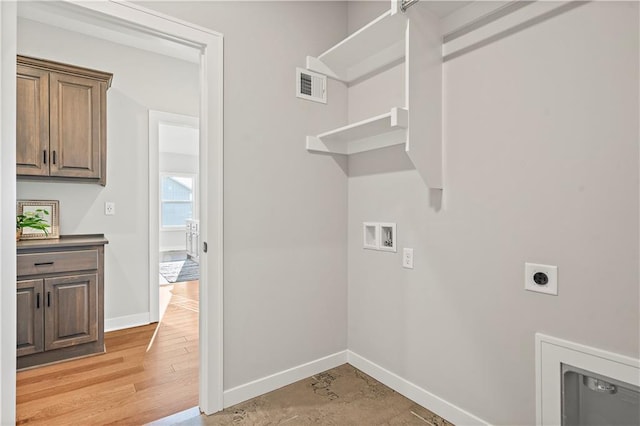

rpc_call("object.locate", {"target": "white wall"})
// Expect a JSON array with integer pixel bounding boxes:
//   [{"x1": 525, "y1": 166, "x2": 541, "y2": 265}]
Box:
[
  {"x1": 14, "y1": 2, "x2": 637, "y2": 424},
  {"x1": 16, "y1": 18, "x2": 199, "y2": 322},
  {"x1": 347, "y1": 2, "x2": 639, "y2": 424},
  {"x1": 137, "y1": 1, "x2": 349, "y2": 392}
]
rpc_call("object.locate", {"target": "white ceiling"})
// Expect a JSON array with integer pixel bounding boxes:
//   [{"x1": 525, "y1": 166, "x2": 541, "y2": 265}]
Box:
[
  {"x1": 17, "y1": 1, "x2": 201, "y2": 64},
  {"x1": 17, "y1": 1, "x2": 477, "y2": 65}
]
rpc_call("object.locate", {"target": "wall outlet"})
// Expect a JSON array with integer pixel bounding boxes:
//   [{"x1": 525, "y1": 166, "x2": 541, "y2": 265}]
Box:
[
  {"x1": 105, "y1": 202, "x2": 115, "y2": 216},
  {"x1": 525, "y1": 262, "x2": 558, "y2": 295},
  {"x1": 402, "y1": 248, "x2": 414, "y2": 269}
]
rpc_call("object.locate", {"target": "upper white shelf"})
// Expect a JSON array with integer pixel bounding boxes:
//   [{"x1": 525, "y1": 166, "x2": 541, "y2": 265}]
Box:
[
  {"x1": 306, "y1": 9, "x2": 407, "y2": 83},
  {"x1": 303, "y1": 0, "x2": 443, "y2": 189},
  {"x1": 306, "y1": 107, "x2": 408, "y2": 155}
]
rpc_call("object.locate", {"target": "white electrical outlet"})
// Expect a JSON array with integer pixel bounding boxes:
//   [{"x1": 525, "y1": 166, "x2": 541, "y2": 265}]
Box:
[
  {"x1": 402, "y1": 248, "x2": 414, "y2": 269},
  {"x1": 525, "y1": 262, "x2": 558, "y2": 295},
  {"x1": 105, "y1": 202, "x2": 115, "y2": 216}
]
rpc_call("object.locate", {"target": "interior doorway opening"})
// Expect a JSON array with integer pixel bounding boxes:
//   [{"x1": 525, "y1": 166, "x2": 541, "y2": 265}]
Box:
[
  {"x1": 3, "y1": 2, "x2": 224, "y2": 422},
  {"x1": 152, "y1": 112, "x2": 200, "y2": 322}
]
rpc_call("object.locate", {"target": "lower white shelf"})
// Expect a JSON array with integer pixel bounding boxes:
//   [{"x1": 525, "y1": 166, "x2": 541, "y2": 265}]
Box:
[{"x1": 306, "y1": 107, "x2": 408, "y2": 155}]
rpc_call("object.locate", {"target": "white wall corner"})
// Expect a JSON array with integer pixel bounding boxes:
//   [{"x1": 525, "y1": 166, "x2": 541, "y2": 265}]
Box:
[
  {"x1": 347, "y1": 351, "x2": 490, "y2": 426},
  {"x1": 223, "y1": 351, "x2": 348, "y2": 408}
]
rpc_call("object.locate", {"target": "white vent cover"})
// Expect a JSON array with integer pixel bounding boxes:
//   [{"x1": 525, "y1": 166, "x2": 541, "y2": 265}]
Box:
[{"x1": 296, "y1": 67, "x2": 326, "y2": 104}]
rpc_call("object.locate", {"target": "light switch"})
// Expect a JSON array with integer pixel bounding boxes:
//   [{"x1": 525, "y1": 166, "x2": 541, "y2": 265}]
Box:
[{"x1": 402, "y1": 248, "x2": 414, "y2": 269}]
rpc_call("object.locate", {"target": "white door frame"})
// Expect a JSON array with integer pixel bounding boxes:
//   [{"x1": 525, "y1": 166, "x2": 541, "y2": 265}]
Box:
[
  {"x1": 0, "y1": 1, "x2": 224, "y2": 421},
  {"x1": 0, "y1": 2, "x2": 18, "y2": 424},
  {"x1": 149, "y1": 110, "x2": 199, "y2": 322}
]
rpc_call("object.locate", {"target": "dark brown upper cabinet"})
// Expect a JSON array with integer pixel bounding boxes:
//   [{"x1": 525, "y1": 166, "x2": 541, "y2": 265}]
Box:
[{"x1": 16, "y1": 56, "x2": 113, "y2": 186}]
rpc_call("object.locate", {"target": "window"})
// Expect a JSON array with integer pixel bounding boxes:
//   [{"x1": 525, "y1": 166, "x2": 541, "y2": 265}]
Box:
[{"x1": 161, "y1": 174, "x2": 196, "y2": 228}]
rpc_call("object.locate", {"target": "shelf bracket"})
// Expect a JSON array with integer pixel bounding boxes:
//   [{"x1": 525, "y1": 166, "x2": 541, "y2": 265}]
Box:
[
  {"x1": 401, "y1": 0, "x2": 419, "y2": 13},
  {"x1": 306, "y1": 56, "x2": 341, "y2": 82}
]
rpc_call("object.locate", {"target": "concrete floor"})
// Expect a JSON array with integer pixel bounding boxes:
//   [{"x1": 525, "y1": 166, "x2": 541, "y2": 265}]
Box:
[{"x1": 150, "y1": 364, "x2": 453, "y2": 425}]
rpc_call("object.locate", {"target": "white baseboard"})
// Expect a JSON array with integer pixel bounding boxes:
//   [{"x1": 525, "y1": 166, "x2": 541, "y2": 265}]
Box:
[
  {"x1": 223, "y1": 350, "x2": 348, "y2": 408},
  {"x1": 347, "y1": 351, "x2": 490, "y2": 426},
  {"x1": 105, "y1": 312, "x2": 151, "y2": 332}
]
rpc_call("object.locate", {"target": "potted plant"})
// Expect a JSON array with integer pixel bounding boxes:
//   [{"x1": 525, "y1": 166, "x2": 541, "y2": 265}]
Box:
[{"x1": 16, "y1": 209, "x2": 50, "y2": 241}]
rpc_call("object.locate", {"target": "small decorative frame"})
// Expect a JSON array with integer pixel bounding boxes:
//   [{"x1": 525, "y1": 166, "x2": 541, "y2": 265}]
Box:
[{"x1": 17, "y1": 200, "x2": 60, "y2": 240}]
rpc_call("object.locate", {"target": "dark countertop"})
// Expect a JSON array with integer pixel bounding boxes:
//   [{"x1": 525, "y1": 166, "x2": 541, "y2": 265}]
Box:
[{"x1": 17, "y1": 234, "x2": 109, "y2": 251}]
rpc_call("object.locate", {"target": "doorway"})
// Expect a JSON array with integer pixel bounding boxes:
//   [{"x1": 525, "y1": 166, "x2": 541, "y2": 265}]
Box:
[
  {"x1": 149, "y1": 111, "x2": 200, "y2": 323},
  {"x1": 1, "y1": 2, "x2": 224, "y2": 422}
]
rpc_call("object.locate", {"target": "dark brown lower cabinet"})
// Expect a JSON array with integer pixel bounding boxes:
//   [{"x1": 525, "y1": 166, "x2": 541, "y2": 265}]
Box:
[
  {"x1": 18, "y1": 274, "x2": 98, "y2": 359},
  {"x1": 45, "y1": 274, "x2": 98, "y2": 351},
  {"x1": 17, "y1": 279, "x2": 44, "y2": 357},
  {"x1": 17, "y1": 235, "x2": 107, "y2": 369}
]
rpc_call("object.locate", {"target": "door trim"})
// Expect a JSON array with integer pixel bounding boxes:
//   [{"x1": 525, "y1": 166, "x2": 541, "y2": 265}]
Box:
[
  {"x1": 0, "y1": 2, "x2": 19, "y2": 424},
  {"x1": 1, "y1": 0, "x2": 224, "y2": 420}
]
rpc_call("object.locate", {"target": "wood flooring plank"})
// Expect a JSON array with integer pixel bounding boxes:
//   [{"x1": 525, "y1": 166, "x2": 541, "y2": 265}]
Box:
[
  {"x1": 151, "y1": 328, "x2": 195, "y2": 340},
  {"x1": 17, "y1": 357, "x2": 147, "y2": 398},
  {"x1": 107, "y1": 323, "x2": 157, "y2": 337},
  {"x1": 16, "y1": 384, "x2": 136, "y2": 425},
  {"x1": 16, "y1": 347, "x2": 149, "y2": 393},
  {"x1": 16, "y1": 356, "x2": 125, "y2": 387},
  {"x1": 93, "y1": 376, "x2": 198, "y2": 426},
  {"x1": 185, "y1": 340, "x2": 199, "y2": 349},
  {"x1": 172, "y1": 357, "x2": 199, "y2": 372},
  {"x1": 143, "y1": 351, "x2": 195, "y2": 370},
  {"x1": 133, "y1": 366, "x2": 199, "y2": 392},
  {"x1": 159, "y1": 318, "x2": 197, "y2": 328},
  {"x1": 17, "y1": 365, "x2": 145, "y2": 404},
  {"x1": 17, "y1": 366, "x2": 153, "y2": 418},
  {"x1": 16, "y1": 281, "x2": 199, "y2": 425}
]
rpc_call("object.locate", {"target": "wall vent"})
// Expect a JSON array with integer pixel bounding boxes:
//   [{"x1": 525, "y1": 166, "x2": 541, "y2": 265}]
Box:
[{"x1": 296, "y1": 67, "x2": 326, "y2": 104}]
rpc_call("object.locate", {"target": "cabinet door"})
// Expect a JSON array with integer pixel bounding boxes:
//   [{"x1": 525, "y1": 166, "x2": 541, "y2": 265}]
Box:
[
  {"x1": 17, "y1": 279, "x2": 44, "y2": 357},
  {"x1": 16, "y1": 65, "x2": 49, "y2": 176},
  {"x1": 49, "y1": 72, "x2": 102, "y2": 180},
  {"x1": 44, "y1": 274, "x2": 98, "y2": 351}
]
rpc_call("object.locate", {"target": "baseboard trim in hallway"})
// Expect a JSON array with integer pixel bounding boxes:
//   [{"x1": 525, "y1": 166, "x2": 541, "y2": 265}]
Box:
[
  {"x1": 147, "y1": 406, "x2": 201, "y2": 425},
  {"x1": 223, "y1": 350, "x2": 348, "y2": 408},
  {"x1": 347, "y1": 350, "x2": 490, "y2": 426},
  {"x1": 105, "y1": 312, "x2": 151, "y2": 332}
]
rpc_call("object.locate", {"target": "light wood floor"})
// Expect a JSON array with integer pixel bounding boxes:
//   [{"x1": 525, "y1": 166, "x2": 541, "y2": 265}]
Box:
[{"x1": 16, "y1": 281, "x2": 199, "y2": 425}]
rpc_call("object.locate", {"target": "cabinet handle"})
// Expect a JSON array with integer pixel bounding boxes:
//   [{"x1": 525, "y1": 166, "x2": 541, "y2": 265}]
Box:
[
  {"x1": 47, "y1": 291, "x2": 51, "y2": 308},
  {"x1": 36, "y1": 293, "x2": 40, "y2": 309},
  {"x1": 52, "y1": 151, "x2": 57, "y2": 165},
  {"x1": 34, "y1": 262, "x2": 54, "y2": 267},
  {"x1": 43, "y1": 150, "x2": 47, "y2": 165}
]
